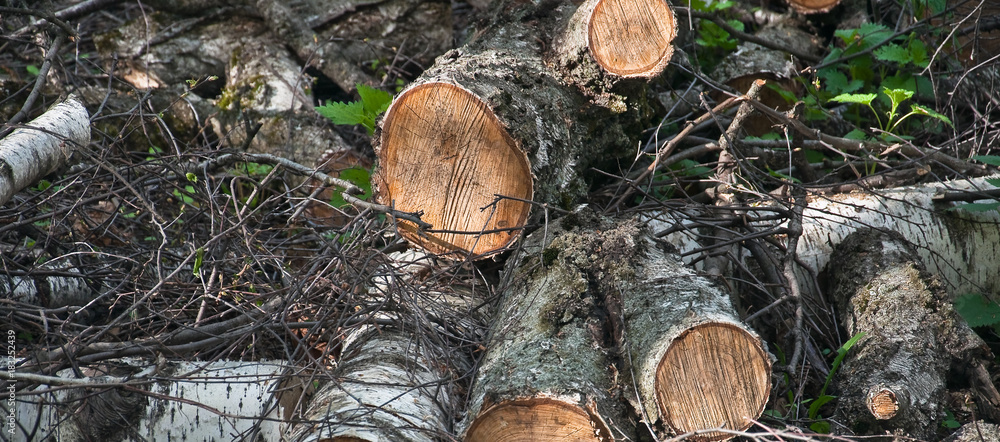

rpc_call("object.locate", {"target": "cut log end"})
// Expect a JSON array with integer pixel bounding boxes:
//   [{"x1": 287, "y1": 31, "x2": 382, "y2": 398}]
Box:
[
  {"x1": 465, "y1": 398, "x2": 612, "y2": 442},
  {"x1": 655, "y1": 323, "x2": 772, "y2": 440},
  {"x1": 786, "y1": 0, "x2": 840, "y2": 14},
  {"x1": 588, "y1": 0, "x2": 677, "y2": 78},
  {"x1": 376, "y1": 82, "x2": 533, "y2": 256},
  {"x1": 866, "y1": 387, "x2": 900, "y2": 420}
]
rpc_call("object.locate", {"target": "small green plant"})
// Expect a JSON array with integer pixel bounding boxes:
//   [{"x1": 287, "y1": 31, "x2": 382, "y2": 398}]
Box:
[
  {"x1": 316, "y1": 84, "x2": 393, "y2": 135},
  {"x1": 808, "y1": 332, "x2": 866, "y2": 433},
  {"x1": 830, "y1": 87, "x2": 952, "y2": 140}
]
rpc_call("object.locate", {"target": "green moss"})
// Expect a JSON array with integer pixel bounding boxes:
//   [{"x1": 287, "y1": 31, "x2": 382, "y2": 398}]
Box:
[{"x1": 542, "y1": 247, "x2": 559, "y2": 267}]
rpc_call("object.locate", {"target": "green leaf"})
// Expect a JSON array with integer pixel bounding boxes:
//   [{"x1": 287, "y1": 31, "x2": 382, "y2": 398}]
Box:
[
  {"x1": 952, "y1": 202, "x2": 1000, "y2": 212},
  {"x1": 316, "y1": 100, "x2": 366, "y2": 126},
  {"x1": 858, "y1": 23, "x2": 893, "y2": 47},
  {"x1": 883, "y1": 88, "x2": 914, "y2": 107},
  {"x1": 808, "y1": 394, "x2": 837, "y2": 419},
  {"x1": 193, "y1": 247, "x2": 204, "y2": 277},
  {"x1": 909, "y1": 38, "x2": 930, "y2": 68},
  {"x1": 356, "y1": 84, "x2": 393, "y2": 116},
  {"x1": 955, "y1": 294, "x2": 1000, "y2": 328},
  {"x1": 339, "y1": 166, "x2": 373, "y2": 199},
  {"x1": 26, "y1": 65, "x2": 39, "y2": 76},
  {"x1": 874, "y1": 44, "x2": 911, "y2": 64},
  {"x1": 830, "y1": 93, "x2": 876, "y2": 106},
  {"x1": 988, "y1": 178, "x2": 1000, "y2": 187},
  {"x1": 843, "y1": 129, "x2": 868, "y2": 140},
  {"x1": 185, "y1": 172, "x2": 198, "y2": 183},
  {"x1": 822, "y1": 332, "x2": 866, "y2": 395},
  {"x1": 910, "y1": 104, "x2": 953, "y2": 126},
  {"x1": 810, "y1": 421, "x2": 832, "y2": 434},
  {"x1": 972, "y1": 155, "x2": 1000, "y2": 167}
]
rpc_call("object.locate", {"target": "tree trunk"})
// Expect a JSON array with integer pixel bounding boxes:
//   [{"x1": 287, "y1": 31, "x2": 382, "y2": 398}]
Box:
[
  {"x1": 0, "y1": 95, "x2": 89, "y2": 206},
  {"x1": 9, "y1": 359, "x2": 294, "y2": 441},
  {"x1": 374, "y1": 0, "x2": 677, "y2": 257},
  {"x1": 461, "y1": 212, "x2": 771, "y2": 441},
  {"x1": 823, "y1": 229, "x2": 997, "y2": 439}
]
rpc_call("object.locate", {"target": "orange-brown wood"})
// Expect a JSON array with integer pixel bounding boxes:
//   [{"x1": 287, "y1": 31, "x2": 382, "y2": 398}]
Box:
[
  {"x1": 655, "y1": 323, "x2": 772, "y2": 440},
  {"x1": 376, "y1": 82, "x2": 533, "y2": 256},
  {"x1": 588, "y1": 0, "x2": 677, "y2": 77},
  {"x1": 786, "y1": 0, "x2": 840, "y2": 13},
  {"x1": 465, "y1": 398, "x2": 611, "y2": 442}
]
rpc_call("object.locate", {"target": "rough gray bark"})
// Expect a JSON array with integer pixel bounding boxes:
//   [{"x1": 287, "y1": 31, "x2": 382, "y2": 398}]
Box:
[
  {"x1": 462, "y1": 212, "x2": 771, "y2": 440},
  {"x1": 0, "y1": 95, "x2": 89, "y2": 206},
  {"x1": 823, "y1": 229, "x2": 996, "y2": 440},
  {"x1": 461, "y1": 213, "x2": 634, "y2": 441}
]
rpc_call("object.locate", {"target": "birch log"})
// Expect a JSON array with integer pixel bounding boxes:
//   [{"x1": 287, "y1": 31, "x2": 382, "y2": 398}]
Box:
[
  {"x1": 622, "y1": 227, "x2": 772, "y2": 439},
  {"x1": 823, "y1": 229, "x2": 995, "y2": 439},
  {"x1": 287, "y1": 251, "x2": 486, "y2": 442},
  {"x1": 9, "y1": 359, "x2": 292, "y2": 442},
  {"x1": 374, "y1": 0, "x2": 677, "y2": 256},
  {"x1": 0, "y1": 95, "x2": 89, "y2": 206},
  {"x1": 461, "y1": 213, "x2": 771, "y2": 441},
  {"x1": 652, "y1": 176, "x2": 1000, "y2": 300}
]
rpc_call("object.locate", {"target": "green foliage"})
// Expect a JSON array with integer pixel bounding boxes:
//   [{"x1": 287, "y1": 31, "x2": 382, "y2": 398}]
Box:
[
  {"x1": 329, "y1": 166, "x2": 373, "y2": 208},
  {"x1": 955, "y1": 293, "x2": 1000, "y2": 330},
  {"x1": 829, "y1": 87, "x2": 951, "y2": 140},
  {"x1": 316, "y1": 84, "x2": 393, "y2": 135},
  {"x1": 690, "y1": 0, "x2": 742, "y2": 69},
  {"x1": 813, "y1": 23, "x2": 949, "y2": 140},
  {"x1": 942, "y1": 408, "x2": 962, "y2": 429},
  {"x1": 26, "y1": 64, "x2": 39, "y2": 76}
]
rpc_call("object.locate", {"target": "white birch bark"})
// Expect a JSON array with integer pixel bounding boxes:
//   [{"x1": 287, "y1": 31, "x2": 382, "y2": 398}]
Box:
[
  {"x1": 8, "y1": 358, "x2": 291, "y2": 442},
  {"x1": 0, "y1": 96, "x2": 89, "y2": 206}
]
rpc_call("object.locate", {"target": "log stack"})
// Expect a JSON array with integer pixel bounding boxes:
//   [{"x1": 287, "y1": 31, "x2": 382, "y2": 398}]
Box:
[
  {"x1": 374, "y1": 0, "x2": 677, "y2": 256},
  {"x1": 460, "y1": 213, "x2": 772, "y2": 440}
]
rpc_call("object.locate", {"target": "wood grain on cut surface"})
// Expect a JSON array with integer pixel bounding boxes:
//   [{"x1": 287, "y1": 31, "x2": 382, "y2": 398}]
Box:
[
  {"x1": 655, "y1": 323, "x2": 771, "y2": 440},
  {"x1": 378, "y1": 82, "x2": 532, "y2": 256},
  {"x1": 588, "y1": 0, "x2": 676, "y2": 77}
]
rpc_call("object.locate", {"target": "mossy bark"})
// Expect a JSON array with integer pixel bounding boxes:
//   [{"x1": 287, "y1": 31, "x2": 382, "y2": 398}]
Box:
[{"x1": 823, "y1": 229, "x2": 996, "y2": 440}]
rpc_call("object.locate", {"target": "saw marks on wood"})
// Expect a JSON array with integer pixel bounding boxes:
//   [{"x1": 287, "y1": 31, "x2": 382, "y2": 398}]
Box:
[
  {"x1": 377, "y1": 82, "x2": 532, "y2": 256},
  {"x1": 465, "y1": 399, "x2": 610, "y2": 442},
  {"x1": 655, "y1": 323, "x2": 772, "y2": 440},
  {"x1": 588, "y1": 0, "x2": 676, "y2": 77}
]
